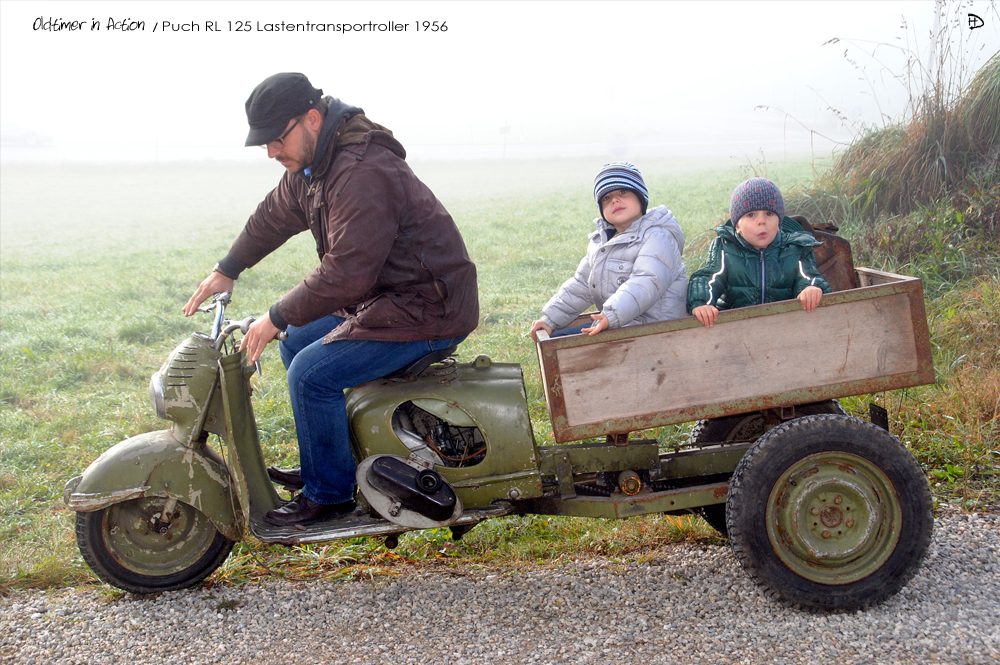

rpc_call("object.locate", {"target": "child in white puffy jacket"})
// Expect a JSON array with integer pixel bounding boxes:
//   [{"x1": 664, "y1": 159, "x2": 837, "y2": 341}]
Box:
[{"x1": 529, "y1": 162, "x2": 688, "y2": 340}]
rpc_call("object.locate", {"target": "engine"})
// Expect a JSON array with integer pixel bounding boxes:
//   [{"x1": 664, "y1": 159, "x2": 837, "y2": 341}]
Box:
[{"x1": 391, "y1": 401, "x2": 487, "y2": 468}]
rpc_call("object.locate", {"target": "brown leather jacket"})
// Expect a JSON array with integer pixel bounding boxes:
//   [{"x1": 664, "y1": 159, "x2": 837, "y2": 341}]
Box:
[{"x1": 221, "y1": 113, "x2": 479, "y2": 343}]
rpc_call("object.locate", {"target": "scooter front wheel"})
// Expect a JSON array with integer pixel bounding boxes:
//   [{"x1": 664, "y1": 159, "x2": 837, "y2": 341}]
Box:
[{"x1": 76, "y1": 497, "x2": 234, "y2": 593}]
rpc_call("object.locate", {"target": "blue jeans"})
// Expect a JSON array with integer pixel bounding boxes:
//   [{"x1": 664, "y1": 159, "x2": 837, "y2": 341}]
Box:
[
  {"x1": 278, "y1": 315, "x2": 466, "y2": 505},
  {"x1": 551, "y1": 323, "x2": 589, "y2": 338}
]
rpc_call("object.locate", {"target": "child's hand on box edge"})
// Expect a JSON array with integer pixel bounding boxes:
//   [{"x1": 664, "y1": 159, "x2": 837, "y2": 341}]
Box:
[
  {"x1": 799, "y1": 286, "x2": 823, "y2": 312},
  {"x1": 693, "y1": 305, "x2": 719, "y2": 327},
  {"x1": 529, "y1": 319, "x2": 553, "y2": 342},
  {"x1": 582, "y1": 313, "x2": 609, "y2": 336}
]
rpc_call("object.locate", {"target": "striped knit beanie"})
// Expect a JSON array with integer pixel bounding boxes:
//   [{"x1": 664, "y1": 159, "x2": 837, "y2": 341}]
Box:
[
  {"x1": 731, "y1": 177, "x2": 784, "y2": 225},
  {"x1": 593, "y1": 162, "x2": 649, "y2": 219}
]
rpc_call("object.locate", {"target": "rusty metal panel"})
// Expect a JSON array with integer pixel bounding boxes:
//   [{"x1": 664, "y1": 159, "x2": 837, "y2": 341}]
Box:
[
  {"x1": 813, "y1": 230, "x2": 860, "y2": 292},
  {"x1": 659, "y1": 443, "x2": 752, "y2": 479},
  {"x1": 536, "y1": 270, "x2": 935, "y2": 443},
  {"x1": 538, "y1": 440, "x2": 660, "y2": 475},
  {"x1": 790, "y1": 216, "x2": 859, "y2": 292}
]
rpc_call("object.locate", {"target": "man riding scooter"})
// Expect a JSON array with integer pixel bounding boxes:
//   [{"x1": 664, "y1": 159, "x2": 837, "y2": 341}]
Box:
[{"x1": 182, "y1": 73, "x2": 479, "y2": 526}]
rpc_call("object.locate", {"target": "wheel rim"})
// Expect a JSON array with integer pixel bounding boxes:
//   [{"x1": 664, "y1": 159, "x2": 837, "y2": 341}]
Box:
[
  {"x1": 725, "y1": 415, "x2": 768, "y2": 442},
  {"x1": 766, "y1": 452, "x2": 902, "y2": 585},
  {"x1": 102, "y1": 498, "x2": 219, "y2": 577}
]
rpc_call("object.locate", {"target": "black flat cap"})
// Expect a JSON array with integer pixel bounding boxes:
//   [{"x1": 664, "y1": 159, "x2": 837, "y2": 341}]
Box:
[{"x1": 245, "y1": 73, "x2": 323, "y2": 147}]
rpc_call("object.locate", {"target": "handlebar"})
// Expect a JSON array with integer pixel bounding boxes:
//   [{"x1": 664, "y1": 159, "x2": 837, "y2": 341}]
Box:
[
  {"x1": 199, "y1": 292, "x2": 289, "y2": 351},
  {"x1": 197, "y1": 291, "x2": 232, "y2": 340},
  {"x1": 212, "y1": 316, "x2": 289, "y2": 351}
]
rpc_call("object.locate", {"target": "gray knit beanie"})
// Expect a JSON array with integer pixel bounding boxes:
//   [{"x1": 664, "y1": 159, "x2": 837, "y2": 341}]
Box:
[
  {"x1": 730, "y1": 177, "x2": 785, "y2": 225},
  {"x1": 594, "y1": 162, "x2": 649, "y2": 219}
]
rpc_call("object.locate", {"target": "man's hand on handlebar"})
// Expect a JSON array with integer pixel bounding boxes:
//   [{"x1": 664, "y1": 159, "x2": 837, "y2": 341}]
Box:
[
  {"x1": 240, "y1": 313, "x2": 281, "y2": 364},
  {"x1": 183, "y1": 271, "x2": 234, "y2": 317}
]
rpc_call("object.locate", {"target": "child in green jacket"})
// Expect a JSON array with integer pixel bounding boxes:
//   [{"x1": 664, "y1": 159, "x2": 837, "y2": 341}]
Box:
[{"x1": 687, "y1": 178, "x2": 830, "y2": 327}]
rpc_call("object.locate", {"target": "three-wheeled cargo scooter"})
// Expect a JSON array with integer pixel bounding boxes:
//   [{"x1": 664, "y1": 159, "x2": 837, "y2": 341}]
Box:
[{"x1": 65, "y1": 222, "x2": 936, "y2": 610}]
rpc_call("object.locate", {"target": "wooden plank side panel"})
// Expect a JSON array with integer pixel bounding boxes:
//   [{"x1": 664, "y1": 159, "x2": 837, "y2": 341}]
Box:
[
  {"x1": 557, "y1": 292, "x2": 920, "y2": 428},
  {"x1": 535, "y1": 272, "x2": 936, "y2": 443},
  {"x1": 856, "y1": 267, "x2": 905, "y2": 287}
]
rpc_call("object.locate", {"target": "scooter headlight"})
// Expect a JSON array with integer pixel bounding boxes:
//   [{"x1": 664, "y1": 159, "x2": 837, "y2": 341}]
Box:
[{"x1": 149, "y1": 372, "x2": 167, "y2": 420}]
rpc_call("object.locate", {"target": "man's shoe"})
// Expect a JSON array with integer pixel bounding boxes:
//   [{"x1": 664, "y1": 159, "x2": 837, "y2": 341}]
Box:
[
  {"x1": 267, "y1": 466, "x2": 304, "y2": 490},
  {"x1": 264, "y1": 493, "x2": 356, "y2": 526}
]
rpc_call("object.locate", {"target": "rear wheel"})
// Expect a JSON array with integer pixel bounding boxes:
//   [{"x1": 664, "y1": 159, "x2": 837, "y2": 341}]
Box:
[
  {"x1": 727, "y1": 414, "x2": 932, "y2": 610},
  {"x1": 688, "y1": 400, "x2": 845, "y2": 446},
  {"x1": 76, "y1": 497, "x2": 234, "y2": 593},
  {"x1": 690, "y1": 400, "x2": 845, "y2": 537}
]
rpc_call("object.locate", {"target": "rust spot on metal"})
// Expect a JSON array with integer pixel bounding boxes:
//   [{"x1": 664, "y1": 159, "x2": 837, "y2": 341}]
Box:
[
  {"x1": 777, "y1": 526, "x2": 794, "y2": 549},
  {"x1": 713, "y1": 486, "x2": 729, "y2": 499},
  {"x1": 820, "y1": 505, "x2": 844, "y2": 528},
  {"x1": 839, "y1": 331, "x2": 852, "y2": 373}
]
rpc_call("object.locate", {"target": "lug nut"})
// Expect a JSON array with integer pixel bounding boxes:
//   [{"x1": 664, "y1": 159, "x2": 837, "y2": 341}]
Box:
[
  {"x1": 834, "y1": 495, "x2": 843, "y2": 505},
  {"x1": 822, "y1": 530, "x2": 831, "y2": 539},
  {"x1": 846, "y1": 519, "x2": 855, "y2": 528},
  {"x1": 811, "y1": 507, "x2": 820, "y2": 515}
]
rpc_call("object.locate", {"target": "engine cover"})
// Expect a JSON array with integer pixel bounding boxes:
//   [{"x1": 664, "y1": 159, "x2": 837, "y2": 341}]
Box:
[{"x1": 357, "y1": 455, "x2": 463, "y2": 528}]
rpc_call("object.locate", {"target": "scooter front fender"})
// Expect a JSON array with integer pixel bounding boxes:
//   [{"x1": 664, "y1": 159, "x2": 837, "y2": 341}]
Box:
[{"x1": 63, "y1": 429, "x2": 243, "y2": 541}]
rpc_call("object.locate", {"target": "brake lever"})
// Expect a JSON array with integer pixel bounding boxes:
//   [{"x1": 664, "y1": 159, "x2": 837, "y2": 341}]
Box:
[{"x1": 240, "y1": 320, "x2": 289, "y2": 377}]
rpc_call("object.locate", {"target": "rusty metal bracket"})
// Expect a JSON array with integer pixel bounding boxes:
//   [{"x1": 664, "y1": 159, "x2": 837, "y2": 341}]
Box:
[
  {"x1": 555, "y1": 454, "x2": 576, "y2": 498},
  {"x1": 606, "y1": 433, "x2": 630, "y2": 447}
]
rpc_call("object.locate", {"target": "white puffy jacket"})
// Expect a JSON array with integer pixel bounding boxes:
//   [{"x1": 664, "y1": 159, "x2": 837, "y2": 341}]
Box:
[{"x1": 540, "y1": 205, "x2": 688, "y2": 330}]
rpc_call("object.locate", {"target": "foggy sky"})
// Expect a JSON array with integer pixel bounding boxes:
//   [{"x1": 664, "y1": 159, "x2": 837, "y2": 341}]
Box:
[{"x1": 1, "y1": 1, "x2": 997, "y2": 163}]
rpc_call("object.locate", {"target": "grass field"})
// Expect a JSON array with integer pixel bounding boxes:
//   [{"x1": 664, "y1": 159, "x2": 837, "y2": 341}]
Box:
[{"x1": 1, "y1": 155, "x2": 995, "y2": 592}]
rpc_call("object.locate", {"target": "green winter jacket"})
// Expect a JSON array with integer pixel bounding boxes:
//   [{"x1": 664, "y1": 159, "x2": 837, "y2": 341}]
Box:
[{"x1": 686, "y1": 217, "x2": 830, "y2": 313}]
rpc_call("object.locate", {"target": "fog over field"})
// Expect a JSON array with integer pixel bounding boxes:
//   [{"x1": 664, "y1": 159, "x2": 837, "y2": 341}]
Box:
[
  {"x1": 2, "y1": 2, "x2": 998, "y2": 164},
  {"x1": 0, "y1": 1, "x2": 997, "y2": 245}
]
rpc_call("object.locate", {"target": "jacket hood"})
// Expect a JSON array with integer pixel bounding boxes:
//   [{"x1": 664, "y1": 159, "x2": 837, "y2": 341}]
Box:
[
  {"x1": 592, "y1": 205, "x2": 685, "y2": 254},
  {"x1": 309, "y1": 96, "x2": 363, "y2": 174}
]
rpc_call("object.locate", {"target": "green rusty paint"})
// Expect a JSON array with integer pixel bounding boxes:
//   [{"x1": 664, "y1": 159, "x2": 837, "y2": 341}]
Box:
[
  {"x1": 524, "y1": 481, "x2": 730, "y2": 518},
  {"x1": 659, "y1": 444, "x2": 751, "y2": 480},
  {"x1": 347, "y1": 358, "x2": 543, "y2": 507},
  {"x1": 538, "y1": 440, "x2": 660, "y2": 477},
  {"x1": 152, "y1": 334, "x2": 223, "y2": 446},
  {"x1": 218, "y1": 352, "x2": 283, "y2": 521},
  {"x1": 766, "y1": 451, "x2": 902, "y2": 585},
  {"x1": 62, "y1": 429, "x2": 242, "y2": 541}
]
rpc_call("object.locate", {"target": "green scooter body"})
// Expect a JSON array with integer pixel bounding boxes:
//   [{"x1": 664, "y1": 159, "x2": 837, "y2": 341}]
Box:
[
  {"x1": 64, "y1": 333, "x2": 284, "y2": 540},
  {"x1": 64, "y1": 333, "x2": 543, "y2": 542},
  {"x1": 347, "y1": 354, "x2": 543, "y2": 507}
]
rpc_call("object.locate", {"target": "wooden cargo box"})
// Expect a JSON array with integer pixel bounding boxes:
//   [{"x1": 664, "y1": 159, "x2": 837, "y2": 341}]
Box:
[{"x1": 535, "y1": 268, "x2": 935, "y2": 443}]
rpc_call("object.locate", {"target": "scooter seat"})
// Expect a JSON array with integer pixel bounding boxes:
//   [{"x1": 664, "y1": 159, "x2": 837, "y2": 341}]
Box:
[{"x1": 384, "y1": 345, "x2": 458, "y2": 381}]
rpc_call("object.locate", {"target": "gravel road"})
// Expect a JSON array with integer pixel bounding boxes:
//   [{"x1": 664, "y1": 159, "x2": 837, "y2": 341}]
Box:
[{"x1": 2, "y1": 511, "x2": 997, "y2": 665}]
